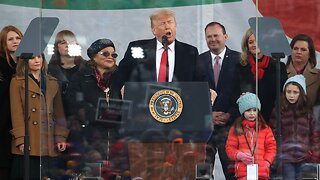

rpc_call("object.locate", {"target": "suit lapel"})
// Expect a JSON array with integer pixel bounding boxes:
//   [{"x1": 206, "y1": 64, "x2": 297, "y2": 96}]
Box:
[
  {"x1": 304, "y1": 63, "x2": 319, "y2": 87},
  {"x1": 46, "y1": 76, "x2": 58, "y2": 104},
  {"x1": 286, "y1": 62, "x2": 297, "y2": 77},
  {"x1": 20, "y1": 76, "x2": 40, "y2": 94},
  {"x1": 287, "y1": 62, "x2": 319, "y2": 87},
  {"x1": 217, "y1": 48, "x2": 232, "y2": 89},
  {"x1": 147, "y1": 38, "x2": 157, "y2": 81},
  {"x1": 205, "y1": 51, "x2": 215, "y2": 88},
  {"x1": 173, "y1": 40, "x2": 179, "y2": 81}
]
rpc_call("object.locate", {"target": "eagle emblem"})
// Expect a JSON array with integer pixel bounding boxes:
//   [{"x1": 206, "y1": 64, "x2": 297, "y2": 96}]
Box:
[
  {"x1": 160, "y1": 97, "x2": 174, "y2": 115},
  {"x1": 149, "y1": 89, "x2": 183, "y2": 123}
]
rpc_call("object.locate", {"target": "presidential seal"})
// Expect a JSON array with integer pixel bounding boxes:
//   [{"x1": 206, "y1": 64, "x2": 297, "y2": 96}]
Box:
[{"x1": 149, "y1": 89, "x2": 183, "y2": 123}]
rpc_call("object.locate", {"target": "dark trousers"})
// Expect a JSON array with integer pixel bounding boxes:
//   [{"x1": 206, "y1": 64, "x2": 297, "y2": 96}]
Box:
[
  {"x1": 0, "y1": 167, "x2": 10, "y2": 180},
  {"x1": 10, "y1": 155, "x2": 58, "y2": 180},
  {"x1": 282, "y1": 162, "x2": 303, "y2": 180},
  {"x1": 206, "y1": 125, "x2": 236, "y2": 180}
]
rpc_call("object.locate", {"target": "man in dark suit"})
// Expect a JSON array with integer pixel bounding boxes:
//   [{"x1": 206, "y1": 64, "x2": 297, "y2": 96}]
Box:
[
  {"x1": 199, "y1": 22, "x2": 240, "y2": 180},
  {"x1": 117, "y1": 10, "x2": 212, "y2": 178},
  {"x1": 119, "y1": 9, "x2": 205, "y2": 83}
]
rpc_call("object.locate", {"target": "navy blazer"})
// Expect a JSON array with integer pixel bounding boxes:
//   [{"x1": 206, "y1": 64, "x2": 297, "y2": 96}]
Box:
[
  {"x1": 118, "y1": 38, "x2": 206, "y2": 83},
  {"x1": 199, "y1": 47, "x2": 240, "y2": 122}
]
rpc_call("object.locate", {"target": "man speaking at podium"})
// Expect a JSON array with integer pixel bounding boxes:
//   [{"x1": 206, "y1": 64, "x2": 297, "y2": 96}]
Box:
[
  {"x1": 117, "y1": 9, "x2": 215, "y2": 179},
  {"x1": 118, "y1": 9, "x2": 206, "y2": 83}
]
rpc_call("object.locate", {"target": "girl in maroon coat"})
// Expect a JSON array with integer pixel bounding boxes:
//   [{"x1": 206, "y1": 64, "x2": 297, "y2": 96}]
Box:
[
  {"x1": 226, "y1": 92, "x2": 276, "y2": 180},
  {"x1": 269, "y1": 74, "x2": 320, "y2": 180}
]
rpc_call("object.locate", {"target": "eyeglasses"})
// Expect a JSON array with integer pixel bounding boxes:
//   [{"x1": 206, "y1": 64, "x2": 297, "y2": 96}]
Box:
[{"x1": 98, "y1": 51, "x2": 118, "y2": 58}]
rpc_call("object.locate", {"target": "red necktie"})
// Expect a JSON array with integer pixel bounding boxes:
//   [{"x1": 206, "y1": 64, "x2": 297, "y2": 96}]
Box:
[
  {"x1": 158, "y1": 47, "x2": 168, "y2": 82},
  {"x1": 214, "y1": 56, "x2": 221, "y2": 87}
]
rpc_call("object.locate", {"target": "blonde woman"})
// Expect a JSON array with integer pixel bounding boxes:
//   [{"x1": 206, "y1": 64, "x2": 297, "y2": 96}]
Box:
[{"x1": 232, "y1": 29, "x2": 287, "y2": 122}]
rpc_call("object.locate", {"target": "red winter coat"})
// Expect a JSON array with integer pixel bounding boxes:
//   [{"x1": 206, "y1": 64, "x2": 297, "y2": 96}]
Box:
[{"x1": 226, "y1": 125, "x2": 276, "y2": 179}]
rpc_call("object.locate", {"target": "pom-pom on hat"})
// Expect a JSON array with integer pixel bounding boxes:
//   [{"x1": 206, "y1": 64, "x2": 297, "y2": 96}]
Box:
[
  {"x1": 283, "y1": 74, "x2": 307, "y2": 95},
  {"x1": 236, "y1": 92, "x2": 261, "y2": 115},
  {"x1": 87, "y1": 38, "x2": 115, "y2": 59}
]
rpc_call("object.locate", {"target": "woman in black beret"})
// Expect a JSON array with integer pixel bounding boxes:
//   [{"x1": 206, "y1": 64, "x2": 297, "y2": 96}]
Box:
[
  {"x1": 67, "y1": 38, "x2": 122, "y2": 127},
  {"x1": 64, "y1": 38, "x2": 124, "y2": 177}
]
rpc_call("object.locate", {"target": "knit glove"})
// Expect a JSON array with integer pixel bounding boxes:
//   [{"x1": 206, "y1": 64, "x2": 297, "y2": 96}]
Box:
[{"x1": 236, "y1": 152, "x2": 253, "y2": 165}]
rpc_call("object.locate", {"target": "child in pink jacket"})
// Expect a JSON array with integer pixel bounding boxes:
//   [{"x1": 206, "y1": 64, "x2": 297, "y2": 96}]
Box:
[{"x1": 226, "y1": 92, "x2": 276, "y2": 180}]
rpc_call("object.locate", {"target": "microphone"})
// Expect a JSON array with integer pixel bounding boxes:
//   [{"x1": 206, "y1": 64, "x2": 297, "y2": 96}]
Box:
[
  {"x1": 161, "y1": 35, "x2": 169, "y2": 82},
  {"x1": 162, "y1": 35, "x2": 168, "y2": 47}
]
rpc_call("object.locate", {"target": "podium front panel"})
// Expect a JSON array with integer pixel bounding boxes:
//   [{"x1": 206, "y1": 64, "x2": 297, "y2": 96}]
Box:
[{"x1": 122, "y1": 82, "x2": 212, "y2": 142}]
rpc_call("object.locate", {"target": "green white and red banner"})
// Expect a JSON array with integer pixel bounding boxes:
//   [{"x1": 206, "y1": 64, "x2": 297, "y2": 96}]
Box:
[{"x1": 0, "y1": 0, "x2": 319, "y2": 64}]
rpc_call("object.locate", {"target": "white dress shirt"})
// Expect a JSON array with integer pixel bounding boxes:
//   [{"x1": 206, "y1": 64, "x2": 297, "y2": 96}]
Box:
[
  {"x1": 210, "y1": 47, "x2": 227, "y2": 70},
  {"x1": 156, "y1": 40, "x2": 175, "y2": 82}
]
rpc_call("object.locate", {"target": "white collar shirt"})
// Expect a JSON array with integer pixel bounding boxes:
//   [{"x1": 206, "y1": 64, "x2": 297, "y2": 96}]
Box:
[
  {"x1": 210, "y1": 47, "x2": 227, "y2": 70},
  {"x1": 156, "y1": 40, "x2": 175, "y2": 82}
]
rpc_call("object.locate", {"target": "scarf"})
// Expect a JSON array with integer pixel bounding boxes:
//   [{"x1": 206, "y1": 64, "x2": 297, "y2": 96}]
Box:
[
  {"x1": 242, "y1": 118, "x2": 257, "y2": 156},
  {"x1": 248, "y1": 55, "x2": 270, "y2": 80},
  {"x1": 242, "y1": 118, "x2": 256, "y2": 129},
  {"x1": 95, "y1": 68, "x2": 112, "y2": 91}
]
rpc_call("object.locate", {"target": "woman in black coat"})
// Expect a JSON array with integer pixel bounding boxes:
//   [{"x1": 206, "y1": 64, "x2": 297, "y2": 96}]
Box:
[
  {"x1": 0, "y1": 25, "x2": 22, "y2": 179},
  {"x1": 67, "y1": 38, "x2": 122, "y2": 127},
  {"x1": 48, "y1": 30, "x2": 86, "y2": 117},
  {"x1": 65, "y1": 39, "x2": 123, "y2": 175},
  {"x1": 232, "y1": 29, "x2": 288, "y2": 122}
]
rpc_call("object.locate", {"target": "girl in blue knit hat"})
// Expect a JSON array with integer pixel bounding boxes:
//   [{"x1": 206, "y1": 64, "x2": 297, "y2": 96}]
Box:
[
  {"x1": 269, "y1": 74, "x2": 320, "y2": 180},
  {"x1": 226, "y1": 92, "x2": 276, "y2": 180}
]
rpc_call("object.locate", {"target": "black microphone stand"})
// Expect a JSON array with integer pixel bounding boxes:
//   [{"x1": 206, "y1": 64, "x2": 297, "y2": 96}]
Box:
[
  {"x1": 20, "y1": 52, "x2": 33, "y2": 180},
  {"x1": 162, "y1": 35, "x2": 169, "y2": 82},
  {"x1": 15, "y1": 17, "x2": 59, "y2": 180},
  {"x1": 271, "y1": 52, "x2": 285, "y2": 179}
]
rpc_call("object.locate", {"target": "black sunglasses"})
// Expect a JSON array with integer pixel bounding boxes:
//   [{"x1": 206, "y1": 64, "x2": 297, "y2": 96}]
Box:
[{"x1": 98, "y1": 51, "x2": 118, "y2": 58}]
